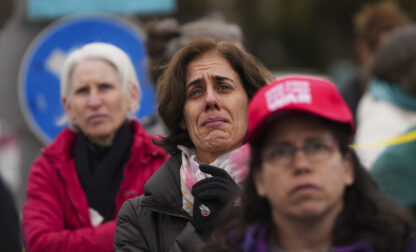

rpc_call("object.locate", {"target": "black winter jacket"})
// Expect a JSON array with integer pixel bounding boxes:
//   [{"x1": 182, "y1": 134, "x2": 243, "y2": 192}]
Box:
[{"x1": 114, "y1": 154, "x2": 204, "y2": 252}]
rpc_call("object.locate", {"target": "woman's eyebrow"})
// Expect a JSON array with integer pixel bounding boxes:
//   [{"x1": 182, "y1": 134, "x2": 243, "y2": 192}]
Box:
[
  {"x1": 213, "y1": 75, "x2": 235, "y2": 83},
  {"x1": 186, "y1": 75, "x2": 235, "y2": 90},
  {"x1": 186, "y1": 78, "x2": 203, "y2": 88}
]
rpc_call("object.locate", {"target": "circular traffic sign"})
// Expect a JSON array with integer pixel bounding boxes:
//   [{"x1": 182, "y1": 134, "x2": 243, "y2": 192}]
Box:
[{"x1": 19, "y1": 14, "x2": 156, "y2": 144}]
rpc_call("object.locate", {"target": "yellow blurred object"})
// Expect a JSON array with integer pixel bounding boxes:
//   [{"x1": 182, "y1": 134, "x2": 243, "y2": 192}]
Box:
[{"x1": 351, "y1": 130, "x2": 416, "y2": 149}]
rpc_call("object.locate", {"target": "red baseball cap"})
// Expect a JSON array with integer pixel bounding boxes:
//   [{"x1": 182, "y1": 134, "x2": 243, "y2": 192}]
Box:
[{"x1": 245, "y1": 74, "x2": 354, "y2": 143}]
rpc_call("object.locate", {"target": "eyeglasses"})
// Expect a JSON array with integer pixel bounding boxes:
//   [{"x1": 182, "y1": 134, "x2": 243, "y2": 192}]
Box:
[{"x1": 261, "y1": 138, "x2": 338, "y2": 167}]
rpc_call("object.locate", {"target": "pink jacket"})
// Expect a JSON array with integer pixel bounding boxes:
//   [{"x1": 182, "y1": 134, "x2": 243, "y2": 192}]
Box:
[{"x1": 22, "y1": 120, "x2": 168, "y2": 252}]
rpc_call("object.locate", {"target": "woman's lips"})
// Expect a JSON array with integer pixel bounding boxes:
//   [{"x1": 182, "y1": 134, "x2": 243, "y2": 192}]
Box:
[
  {"x1": 202, "y1": 118, "x2": 227, "y2": 127},
  {"x1": 88, "y1": 114, "x2": 107, "y2": 123},
  {"x1": 291, "y1": 184, "x2": 319, "y2": 195}
]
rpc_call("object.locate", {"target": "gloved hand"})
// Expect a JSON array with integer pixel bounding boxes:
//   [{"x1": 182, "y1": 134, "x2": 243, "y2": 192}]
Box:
[{"x1": 191, "y1": 164, "x2": 239, "y2": 235}]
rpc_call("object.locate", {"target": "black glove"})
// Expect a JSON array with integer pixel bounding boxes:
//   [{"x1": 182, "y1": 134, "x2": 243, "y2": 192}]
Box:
[{"x1": 191, "y1": 164, "x2": 239, "y2": 235}]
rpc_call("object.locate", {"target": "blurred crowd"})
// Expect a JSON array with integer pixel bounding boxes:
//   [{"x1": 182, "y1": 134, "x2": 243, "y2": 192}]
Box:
[{"x1": 2, "y1": 1, "x2": 416, "y2": 251}]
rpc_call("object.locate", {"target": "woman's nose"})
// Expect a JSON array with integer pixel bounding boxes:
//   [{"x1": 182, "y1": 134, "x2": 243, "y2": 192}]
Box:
[
  {"x1": 292, "y1": 150, "x2": 311, "y2": 174},
  {"x1": 87, "y1": 93, "x2": 102, "y2": 107},
  {"x1": 205, "y1": 87, "x2": 219, "y2": 110}
]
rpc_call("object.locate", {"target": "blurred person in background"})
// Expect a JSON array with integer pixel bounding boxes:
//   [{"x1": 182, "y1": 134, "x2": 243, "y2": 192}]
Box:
[
  {"x1": 371, "y1": 124, "x2": 416, "y2": 219},
  {"x1": 0, "y1": 118, "x2": 21, "y2": 194},
  {"x1": 141, "y1": 16, "x2": 244, "y2": 136},
  {"x1": 0, "y1": 176, "x2": 22, "y2": 252},
  {"x1": 22, "y1": 42, "x2": 168, "y2": 252},
  {"x1": 340, "y1": 1, "x2": 411, "y2": 123},
  {"x1": 355, "y1": 25, "x2": 416, "y2": 169},
  {"x1": 0, "y1": 119, "x2": 22, "y2": 251},
  {"x1": 201, "y1": 75, "x2": 416, "y2": 252},
  {"x1": 357, "y1": 25, "x2": 416, "y2": 217},
  {"x1": 114, "y1": 38, "x2": 275, "y2": 252}
]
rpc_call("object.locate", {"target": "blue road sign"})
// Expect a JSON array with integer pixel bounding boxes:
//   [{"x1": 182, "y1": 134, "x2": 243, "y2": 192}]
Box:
[{"x1": 19, "y1": 14, "x2": 156, "y2": 144}]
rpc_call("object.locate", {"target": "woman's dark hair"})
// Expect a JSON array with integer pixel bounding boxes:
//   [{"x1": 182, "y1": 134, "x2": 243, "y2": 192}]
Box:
[
  {"x1": 202, "y1": 113, "x2": 416, "y2": 252},
  {"x1": 371, "y1": 25, "x2": 416, "y2": 95},
  {"x1": 154, "y1": 38, "x2": 275, "y2": 154}
]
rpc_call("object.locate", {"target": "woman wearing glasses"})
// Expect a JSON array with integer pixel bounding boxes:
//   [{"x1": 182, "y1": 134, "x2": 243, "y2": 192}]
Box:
[{"x1": 202, "y1": 75, "x2": 416, "y2": 252}]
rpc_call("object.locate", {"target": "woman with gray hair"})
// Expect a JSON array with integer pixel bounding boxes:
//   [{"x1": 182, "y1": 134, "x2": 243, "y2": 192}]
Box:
[{"x1": 22, "y1": 42, "x2": 168, "y2": 252}]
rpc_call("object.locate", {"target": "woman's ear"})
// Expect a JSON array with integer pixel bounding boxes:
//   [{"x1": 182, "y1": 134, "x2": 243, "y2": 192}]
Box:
[
  {"x1": 62, "y1": 97, "x2": 74, "y2": 121},
  {"x1": 128, "y1": 84, "x2": 139, "y2": 111},
  {"x1": 179, "y1": 118, "x2": 186, "y2": 130},
  {"x1": 253, "y1": 169, "x2": 267, "y2": 197},
  {"x1": 343, "y1": 153, "x2": 355, "y2": 186}
]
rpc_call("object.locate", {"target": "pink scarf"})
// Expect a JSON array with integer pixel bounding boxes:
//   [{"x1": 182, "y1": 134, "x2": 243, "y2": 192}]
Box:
[{"x1": 178, "y1": 144, "x2": 250, "y2": 215}]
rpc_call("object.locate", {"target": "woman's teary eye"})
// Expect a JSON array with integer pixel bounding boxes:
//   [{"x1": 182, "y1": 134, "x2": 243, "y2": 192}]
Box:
[
  {"x1": 219, "y1": 84, "x2": 231, "y2": 89},
  {"x1": 218, "y1": 83, "x2": 233, "y2": 92},
  {"x1": 187, "y1": 87, "x2": 204, "y2": 99}
]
